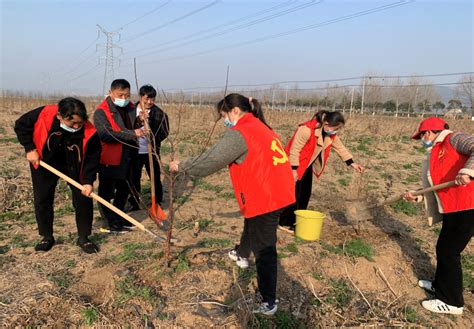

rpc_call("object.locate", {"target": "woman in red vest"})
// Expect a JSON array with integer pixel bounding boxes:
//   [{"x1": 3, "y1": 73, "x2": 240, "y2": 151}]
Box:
[
  {"x1": 403, "y1": 117, "x2": 473, "y2": 315},
  {"x1": 14, "y1": 98, "x2": 101, "y2": 253},
  {"x1": 279, "y1": 111, "x2": 364, "y2": 230},
  {"x1": 170, "y1": 93, "x2": 295, "y2": 316}
]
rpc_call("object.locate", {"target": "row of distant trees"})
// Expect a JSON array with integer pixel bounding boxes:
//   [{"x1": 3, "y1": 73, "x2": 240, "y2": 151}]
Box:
[
  {"x1": 163, "y1": 74, "x2": 474, "y2": 118},
  {"x1": 1, "y1": 74, "x2": 473, "y2": 118}
]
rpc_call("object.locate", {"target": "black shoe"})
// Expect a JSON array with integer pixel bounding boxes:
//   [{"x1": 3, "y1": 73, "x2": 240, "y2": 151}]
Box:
[
  {"x1": 77, "y1": 238, "x2": 99, "y2": 254},
  {"x1": 109, "y1": 223, "x2": 132, "y2": 233},
  {"x1": 35, "y1": 237, "x2": 55, "y2": 252}
]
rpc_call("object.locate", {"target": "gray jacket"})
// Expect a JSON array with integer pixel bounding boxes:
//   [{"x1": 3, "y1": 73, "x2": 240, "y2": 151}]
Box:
[
  {"x1": 93, "y1": 97, "x2": 137, "y2": 179},
  {"x1": 180, "y1": 130, "x2": 248, "y2": 178}
]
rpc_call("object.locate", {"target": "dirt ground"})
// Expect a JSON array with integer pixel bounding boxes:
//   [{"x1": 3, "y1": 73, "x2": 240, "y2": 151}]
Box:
[{"x1": 0, "y1": 97, "x2": 473, "y2": 328}]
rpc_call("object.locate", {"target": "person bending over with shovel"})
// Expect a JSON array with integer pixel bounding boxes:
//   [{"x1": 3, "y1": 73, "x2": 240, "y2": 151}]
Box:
[
  {"x1": 279, "y1": 110, "x2": 364, "y2": 231},
  {"x1": 403, "y1": 117, "x2": 473, "y2": 315},
  {"x1": 170, "y1": 93, "x2": 295, "y2": 316},
  {"x1": 14, "y1": 97, "x2": 101, "y2": 253}
]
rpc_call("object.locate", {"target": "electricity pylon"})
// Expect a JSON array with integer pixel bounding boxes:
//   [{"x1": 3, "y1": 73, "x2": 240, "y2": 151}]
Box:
[{"x1": 97, "y1": 24, "x2": 122, "y2": 96}]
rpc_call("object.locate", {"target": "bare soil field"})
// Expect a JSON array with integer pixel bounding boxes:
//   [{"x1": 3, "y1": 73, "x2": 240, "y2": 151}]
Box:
[{"x1": 0, "y1": 97, "x2": 473, "y2": 328}]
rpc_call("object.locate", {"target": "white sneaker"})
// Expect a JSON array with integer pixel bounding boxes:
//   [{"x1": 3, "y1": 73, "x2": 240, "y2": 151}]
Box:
[
  {"x1": 418, "y1": 279, "x2": 435, "y2": 293},
  {"x1": 252, "y1": 302, "x2": 278, "y2": 315},
  {"x1": 421, "y1": 299, "x2": 463, "y2": 315},
  {"x1": 228, "y1": 249, "x2": 249, "y2": 269}
]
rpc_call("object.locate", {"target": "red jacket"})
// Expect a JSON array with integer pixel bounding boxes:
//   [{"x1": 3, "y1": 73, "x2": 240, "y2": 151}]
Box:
[
  {"x1": 229, "y1": 113, "x2": 295, "y2": 218},
  {"x1": 430, "y1": 133, "x2": 474, "y2": 213},
  {"x1": 96, "y1": 99, "x2": 124, "y2": 166},
  {"x1": 32, "y1": 105, "x2": 96, "y2": 179},
  {"x1": 285, "y1": 119, "x2": 335, "y2": 179}
]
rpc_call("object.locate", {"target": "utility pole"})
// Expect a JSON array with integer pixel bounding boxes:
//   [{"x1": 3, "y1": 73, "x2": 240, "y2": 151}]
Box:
[
  {"x1": 349, "y1": 87, "x2": 355, "y2": 117},
  {"x1": 97, "y1": 24, "x2": 122, "y2": 96},
  {"x1": 271, "y1": 88, "x2": 275, "y2": 111},
  {"x1": 411, "y1": 86, "x2": 419, "y2": 118},
  {"x1": 284, "y1": 84, "x2": 289, "y2": 112},
  {"x1": 361, "y1": 77, "x2": 367, "y2": 114}
]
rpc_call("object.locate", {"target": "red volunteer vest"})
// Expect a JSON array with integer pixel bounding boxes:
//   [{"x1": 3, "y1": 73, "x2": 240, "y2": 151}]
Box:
[
  {"x1": 430, "y1": 133, "x2": 474, "y2": 213},
  {"x1": 96, "y1": 99, "x2": 131, "y2": 166},
  {"x1": 285, "y1": 119, "x2": 336, "y2": 179},
  {"x1": 229, "y1": 113, "x2": 295, "y2": 218},
  {"x1": 32, "y1": 105, "x2": 96, "y2": 181}
]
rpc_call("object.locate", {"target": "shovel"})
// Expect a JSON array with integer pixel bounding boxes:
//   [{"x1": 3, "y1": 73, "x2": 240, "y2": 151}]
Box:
[
  {"x1": 346, "y1": 180, "x2": 456, "y2": 224},
  {"x1": 39, "y1": 160, "x2": 175, "y2": 243},
  {"x1": 139, "y1": 103, "x2": 169, "y2": 231}
]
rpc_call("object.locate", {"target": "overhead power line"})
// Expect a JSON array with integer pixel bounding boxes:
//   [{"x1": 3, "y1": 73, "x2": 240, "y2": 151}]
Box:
[
  {"x1": 122, "y1": 0, "x2": 295, "y2": 56},
  {"x1": 120, "y1": 0, "x2": 222, "y2": 44},
  {"x1": 122, "y1": 0, "x2": 322, "y2": 59},
  {"x1": 115, "y1": 0, "x2": 173, "y2": 30},
  {"x1": 162, "y1": 71, "x2": 473, "y2": 92},
  {"x1": 51, "y1": 35, "x2": 99, "y2": 76},
  {"x1": 131, "y1": 0, "x2": 414, "y2": 66}
]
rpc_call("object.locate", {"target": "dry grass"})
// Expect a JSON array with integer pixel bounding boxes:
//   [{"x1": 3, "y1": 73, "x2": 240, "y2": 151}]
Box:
[{"x1": 0, "y1": 96, "x2": 473, "y2": 327}]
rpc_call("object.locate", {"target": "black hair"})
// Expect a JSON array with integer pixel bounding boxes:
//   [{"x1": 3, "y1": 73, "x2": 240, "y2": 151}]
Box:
[
  {"x1": 424, "y1": 124, "x2": 450, "y2": 136},
  {"x1": 216, "y1": 93, "x2": 270, "y2": 128},
  {"x1": 110, "y1": 79, "x2": 131, "y2": 90},
  {"x1": 57, "y1": 97, "x2": 88, "y2": 120},
  {"x1": 139, "y1": 84, "x2": 157, "y2": 98},
  {"x1": 313, "y1": 110, "x2": 345, "y2": 126}
]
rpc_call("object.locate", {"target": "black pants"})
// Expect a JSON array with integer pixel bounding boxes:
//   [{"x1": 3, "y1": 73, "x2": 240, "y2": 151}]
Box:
[
  {"x1": 31, "y1": 165, "x2": 93, "y2": 239},
  {"x1": 97, "y1": 176, "x2": 131, "y2": 227},
  {"x1": 434, "y1": 209, "x2": 474, "y2": 307},
  {"x1": 279, "y1": 165, "x2": 313, "y2": 228},
  {"x1": 129, "y1": 153, "x2": 163, "y2": 208},
  {"x1": 236, "y1": 209, "x2": 281, "y2": 305}
]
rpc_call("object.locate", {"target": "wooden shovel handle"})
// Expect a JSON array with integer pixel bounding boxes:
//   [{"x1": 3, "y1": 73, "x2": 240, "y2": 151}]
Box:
[
  {"x1": 375, "y1": 180, "x2": 456, "y2": 208},
  {"x1": 39, "y1": 160, "x2": 146, "y2": 231},
  {"x1": 411, "y1": 180, "x2": 456, "y2": 196}
]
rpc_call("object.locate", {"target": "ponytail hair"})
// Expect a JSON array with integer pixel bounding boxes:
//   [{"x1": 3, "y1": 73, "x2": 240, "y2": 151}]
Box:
[
  {"x1": 216, "y1": 93, "x2": 271, "y2": 128},
  {"x1": 313, "y1": 110, "x2": 345, "y2": 127}
]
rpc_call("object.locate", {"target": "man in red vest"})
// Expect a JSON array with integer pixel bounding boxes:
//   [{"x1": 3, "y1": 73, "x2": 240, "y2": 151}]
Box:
[
  {"x1": 170, "y1": 93, "x2": 295, "y2": 316},
  {"x1": 14, "y1": 97, "x2": 101, "y2": 253},
  {"x1": 93, "y1": 79, "x2": 145, "y2": 232},
  {"x1": 404, "y1": 117, "x2": 473, "y2": 315}
]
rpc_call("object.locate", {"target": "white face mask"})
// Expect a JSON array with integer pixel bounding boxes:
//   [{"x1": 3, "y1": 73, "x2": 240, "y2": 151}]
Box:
[
  {"x1": 224, "y1": 117, "x2": 236, "y2": 128},
  {"x1": 113, "y1": 98, "x2": 130, "y2": 107},
  {"x1": 324, "y1": 129, "x2": 338, "y2": 136},
  {"x1": 60, "y1": 122, "x2": 81, "y2": 133}
]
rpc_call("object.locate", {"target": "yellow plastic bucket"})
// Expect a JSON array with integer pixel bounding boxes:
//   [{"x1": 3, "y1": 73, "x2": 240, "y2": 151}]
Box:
[{"x1": 294, "y1": 210, "x2": 325, "y2": 241}]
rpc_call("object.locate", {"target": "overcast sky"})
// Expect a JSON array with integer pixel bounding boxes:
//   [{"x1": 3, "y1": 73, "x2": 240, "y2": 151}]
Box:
[{"x1": 1, "y1": 0, "x2": 472, "y2": 95}]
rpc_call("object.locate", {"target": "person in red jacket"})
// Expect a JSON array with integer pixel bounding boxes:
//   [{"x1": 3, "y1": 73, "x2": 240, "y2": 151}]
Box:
[
  {"x1": 14, "y1": 97, "x2": 101, "y2": 253},
  {"x1": 279, "y1": 110, "x2": 364, "y2": 230},
  {"x1": 404, "y1": 117, "x2": 473, "y2": 315},
  {"x1": 170, "y1": 93, "x2": 295, "y2": 316}
]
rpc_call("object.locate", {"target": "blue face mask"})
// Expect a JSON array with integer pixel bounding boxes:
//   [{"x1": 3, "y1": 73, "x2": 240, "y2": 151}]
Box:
[
  {"x1": 60, "y1": 122, "x2": 81, "y2": 133},
  {"x1": 113, "y1": 98, "x2": 130, "y2": 107},
  {"x1": 422, "y1": 140, "x2": 433, "y2": 148},
  {"x1": 224, "y1": 118, "x2": 236, "y2": 128},
  {"x1": 324, "y1": 129, "x2": 337, "y2": 136}
]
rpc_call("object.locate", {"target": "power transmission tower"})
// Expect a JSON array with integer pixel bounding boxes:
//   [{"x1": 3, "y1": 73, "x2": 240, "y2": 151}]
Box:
[{"x1": 97, "y1": 24, "x2": 123, "y2": 96}]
